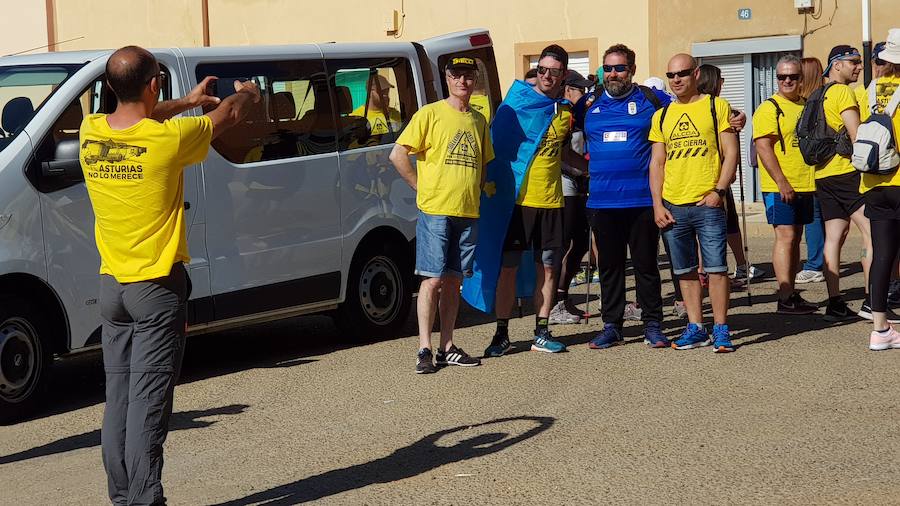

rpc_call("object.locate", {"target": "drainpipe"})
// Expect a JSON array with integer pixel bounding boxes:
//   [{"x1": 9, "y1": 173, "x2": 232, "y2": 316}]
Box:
[
  {"x1": 862, "y1": 0, "x2": 872, "y2": 86},
  {"x1": 201, "y1": 0, "x2": 210, "y2": 46}
]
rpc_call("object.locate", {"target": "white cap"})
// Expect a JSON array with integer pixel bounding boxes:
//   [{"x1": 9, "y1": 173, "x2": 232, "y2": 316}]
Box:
[
  {"x1": 881, "y1": 28, "x2": 900, "y2": 64},
  {"x1": 643, "y1": 77, "x2": 666, "y2": 91}
]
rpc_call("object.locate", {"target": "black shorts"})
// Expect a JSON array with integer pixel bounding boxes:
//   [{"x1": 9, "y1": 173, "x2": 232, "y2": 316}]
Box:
[
  {"x1": 864, "y1": 186, "x2": 900, "y2": 221},
  {"x1": 503, "y1": 205, "x2": 564, "y2": 253},
  {"x1": 724, "y1": 189, "x2": 740, "y2": 235},
  {"x1": 816, "y1": 171, "x2": 865, "y2": 221}
]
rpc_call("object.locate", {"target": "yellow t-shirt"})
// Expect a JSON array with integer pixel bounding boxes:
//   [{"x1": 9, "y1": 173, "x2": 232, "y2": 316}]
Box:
[
  {"x1": 752, "y1": 94, "x2": 815, "y2": 193},
  {"x1": 469, "y1": 94, "x2": 493, "y2": 125},
  {"x1": 649, "y1": 95, "x2": 732, "y2": 205},
  {"x1": 816, "y1": 83, "x2": 858, "y2": 179},
  {"x1": 350, "y1": 104, "x2": 402, "y2": 136},
  {"x1": 858, "y1": 76, "x2": 900, "y2": 192},
  {"x1": 517, "y1": 104, "x2": 572, "y2": 208},
  {"x1": 80, "y1": 115, "x2": 212, "y2": 283},
  {"x1": 396, "y1": 100, "x2": 494, "y2": 218}
]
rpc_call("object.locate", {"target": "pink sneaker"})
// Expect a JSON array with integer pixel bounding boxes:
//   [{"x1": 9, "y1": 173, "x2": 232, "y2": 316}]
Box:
[{"x1": 869, "y1": 327, "x2": 900, "y2": 351}]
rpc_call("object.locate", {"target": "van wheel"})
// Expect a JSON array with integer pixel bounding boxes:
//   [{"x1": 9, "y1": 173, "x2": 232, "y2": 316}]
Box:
[
  {"x1": 0, "y1": 298, "x2": 51, "y2": 424},
  {"x1": 336, "y1": 242, "x2": 412, "y2": 340}
]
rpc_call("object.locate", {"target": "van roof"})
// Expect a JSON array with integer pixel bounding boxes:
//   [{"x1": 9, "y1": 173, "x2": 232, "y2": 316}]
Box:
[{"x1": 0, "y1": 50, "x2": 112, "y2": 66}]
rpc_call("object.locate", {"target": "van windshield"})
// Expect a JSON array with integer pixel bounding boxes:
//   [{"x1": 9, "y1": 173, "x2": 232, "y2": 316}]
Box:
[{"x1": 0, "y1": 65, "x2": 81, "y2": 153}]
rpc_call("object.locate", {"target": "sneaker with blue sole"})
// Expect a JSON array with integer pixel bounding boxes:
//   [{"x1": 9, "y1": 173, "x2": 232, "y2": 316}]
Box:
[
  {"x1": 484, "y1": 333, "x2": 512, "y2": 357},
  {"x1": 589, "y1": 323, "x2": 623, "y2": 349},
  {"x1": 531, "y1": 328, "x2": 566, "y2": 353},
  {"x1": 671, "y1": 323, "x2": 711, "y2": 350},
  {"x1": 711, "y1": 323, "x2": 735, "y2": 353},
  {"x1": 643, "y1": 321, "x2": 670, "y2": 348}
]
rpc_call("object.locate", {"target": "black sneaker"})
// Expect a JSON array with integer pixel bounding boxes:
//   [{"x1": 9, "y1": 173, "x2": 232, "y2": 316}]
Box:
[
  {"x1": 484, "y1": 333, "x2": 512, "y2": 357},
  {"x1": 824, "y1": 299, "x2": 854, "y2": 322},
  {"x1": 776, "y1": 292, "x2": 818, "y2": 315},
  {"x1": 436, "y1": 345, "x2": 481, "y2": 367},
  {"x1": 415, "y1": 348, "x2": 437, "y2": 374},
  {"x1": 857, "y1": 300, "x2": 900, "y2": 323}
]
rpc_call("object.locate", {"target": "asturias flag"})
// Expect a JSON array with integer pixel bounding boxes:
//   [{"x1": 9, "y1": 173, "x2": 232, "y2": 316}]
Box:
[{"x1": 462, "y1": 80, "x2": 565, "y2": 313}]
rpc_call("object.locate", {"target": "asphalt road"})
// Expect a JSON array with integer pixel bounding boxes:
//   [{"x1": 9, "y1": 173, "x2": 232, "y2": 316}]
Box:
[{"x1": 2, "y1": 235, "x2": 899, "y2": 505}]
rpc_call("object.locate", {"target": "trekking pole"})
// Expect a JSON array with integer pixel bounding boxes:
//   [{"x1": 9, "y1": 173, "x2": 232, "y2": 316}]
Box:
[
  {"x1": 736, "y1": 149, "x2": 752, "y2": 306},
  {"x1": 585, "y1": 224, "x2": 593, "y2": 325}
]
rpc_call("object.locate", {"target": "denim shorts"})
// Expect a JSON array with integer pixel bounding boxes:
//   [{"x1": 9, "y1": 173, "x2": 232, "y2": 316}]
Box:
[
  {"x1": 661, "y1": 201, "x2": 728, "y2": 275},
  {"x1": 763, "y1": 192, "x2": 815, "y2": 226},
  {"x1": 415, "y1": 210, "x2": 478, "y2": 278}
]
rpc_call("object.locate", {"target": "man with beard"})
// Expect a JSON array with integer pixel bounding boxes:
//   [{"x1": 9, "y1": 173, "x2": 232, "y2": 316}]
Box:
[{"x1": 575, "y1": 44, "x2": 670, "y2": 349}]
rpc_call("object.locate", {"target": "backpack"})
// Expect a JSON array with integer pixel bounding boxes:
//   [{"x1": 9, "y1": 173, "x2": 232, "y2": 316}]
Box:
[
  {"x1": 851, "y1": 80, "x2": 900, "y2": 175},
  {"x1": 796, "y1": 82, "x2": 852, "y2": 166}
]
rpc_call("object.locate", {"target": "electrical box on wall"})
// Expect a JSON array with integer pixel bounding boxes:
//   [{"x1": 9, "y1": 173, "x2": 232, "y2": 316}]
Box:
[
  {"x1": 384, "y1": 9, "x2": 399, "y2": 34},
  {"x1": 794, "y1": 0, "x2": 813, "y2": 8}
]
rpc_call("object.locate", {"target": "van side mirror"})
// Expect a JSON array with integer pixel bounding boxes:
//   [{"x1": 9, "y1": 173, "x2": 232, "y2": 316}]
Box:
[{"x1": 41, "y1": 139, "x2": 82, "y2": 180}]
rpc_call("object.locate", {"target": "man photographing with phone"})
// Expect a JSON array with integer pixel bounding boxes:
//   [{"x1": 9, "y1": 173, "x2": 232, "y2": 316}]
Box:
[{"x1": 79, "y1": 45, "x2": 260, "y2": 505}]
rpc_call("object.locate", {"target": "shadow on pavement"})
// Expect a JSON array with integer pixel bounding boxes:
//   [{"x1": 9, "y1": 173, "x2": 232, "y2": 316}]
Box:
[
  {"x1": 0, "y1": 404, "x2": 248, "y2": 465},
  {"x1": 209, "y1": 415, "x2": 555, "y2": 506}
]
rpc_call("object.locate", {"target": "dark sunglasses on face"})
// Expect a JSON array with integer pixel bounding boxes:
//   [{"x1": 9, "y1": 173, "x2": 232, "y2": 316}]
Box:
[
  {"x1": 537, "y1": 65, "x2": 564, "y2": 78},
  {"x1": 776, "y1": 73, "x2": 801, "y2": 81},
  {"x1": 665, "y1": 68, "x2": 694, "y2": 79},
  {"x1": 447, "y1": 70, "x2": 476, "y2": 81},
  {"x1": 602, "y1": 64, "x2": 629, "y2": 73},
  {"x1": 145, "y1": 72, "x2": 166, "y2": 85}
]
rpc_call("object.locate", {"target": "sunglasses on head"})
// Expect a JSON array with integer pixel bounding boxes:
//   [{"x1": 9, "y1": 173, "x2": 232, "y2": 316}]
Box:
[
  {"x1": 776, "y1": 73, "x2": 801, "y2": 81},
  {"x1": 537, "y1": 65, "x2": 564, "y2": 78},
  {"x1": 602, "y1": 64, "x2": 629, "y2": 73},
  {"x1": 665, "y1": 68, "x2": 694, "y2": 79}
]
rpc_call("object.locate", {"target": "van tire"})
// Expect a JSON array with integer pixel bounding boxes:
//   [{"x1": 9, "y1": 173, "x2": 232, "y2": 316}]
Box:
[
  {"x1": 335, "y1": 241, "x2": 412, "y2": 340},
  {"x1": 0, "y1": 298, "x2": 51, "y2": 424}
]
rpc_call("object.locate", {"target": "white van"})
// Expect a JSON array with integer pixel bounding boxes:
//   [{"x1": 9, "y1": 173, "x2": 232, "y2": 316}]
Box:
[{"x1": 0, "y1": 29, "x2": 501, "y2": 423}]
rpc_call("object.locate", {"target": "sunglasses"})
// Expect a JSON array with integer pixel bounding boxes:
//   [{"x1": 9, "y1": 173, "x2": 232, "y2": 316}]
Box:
[
  {"x1": 776, "y1": 73, "x2": 801, "y2": 81},
  {"x1": 665, "y1": 68, "x2": 695, "y2": 79},
  {"x1": 145, "y1": 71, "x2": 166, "y2": 85},
  {"x1": 537, "y1": 65, "x2": 564, "y2": 78},
  {"x1": 602, "y1": 64, "x2": 629, "y2": 73},
  {"x1": 840, "y1": 58, "x2": 863, "y2": 66},
  {"x1": 447, "y1": 70, "x2": 476, "y2": 81}
]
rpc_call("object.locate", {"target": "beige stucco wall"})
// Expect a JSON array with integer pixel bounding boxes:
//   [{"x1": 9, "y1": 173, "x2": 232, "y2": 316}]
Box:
[
  {"x1": 19, "y1": 0, "x2": 650, "y2": 91},
  {"x1": 207, "y1": 0, "x2": 651, "y2": 88},
  {"x1": 0, "y1": 0, "x2": 49, "y2": 57},
  {"x1": 649, "y1": 0, "x2": 897, "y2": 76},
  {"x1": 52, "y1": 0, "x2": 204, "y2": 51}
]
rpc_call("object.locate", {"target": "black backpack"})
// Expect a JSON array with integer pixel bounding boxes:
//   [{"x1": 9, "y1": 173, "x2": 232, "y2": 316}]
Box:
[{"x1": 796, "y1": 82, "x2": 852, "y2": 166}]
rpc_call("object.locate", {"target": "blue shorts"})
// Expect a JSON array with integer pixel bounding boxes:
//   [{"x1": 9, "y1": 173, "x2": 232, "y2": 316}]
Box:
[
  {"x1": 661, "y1": 201, "x2": 728, "y2": 276},
  {"x1": 763, "y1": 192, "x2": 815, "y2": 226},
  {"x1": 415, "y1": 210, "x2": 478, "y2": 278}
]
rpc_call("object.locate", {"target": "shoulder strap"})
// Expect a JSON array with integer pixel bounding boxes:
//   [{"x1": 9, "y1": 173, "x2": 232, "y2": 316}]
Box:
[
  {"x1": 868, "y1": 80, "x2": 879, "y2": 114},
  {"x1": 710, "y1": 95, "x2": 721, "y2": 159},
  {"x1": 766, "y1": 97, "x2": 786, "y2": 154},
  {"x1": 637, "y1": 85, "x2": 662, "y2": 110},
  {"x1": 658, "y1": 103, "x2": 670, "y2": 134}
]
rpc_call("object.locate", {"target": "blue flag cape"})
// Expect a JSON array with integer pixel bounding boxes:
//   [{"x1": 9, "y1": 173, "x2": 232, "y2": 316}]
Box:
[{"x1": 462, "y1": 80, "x2": 565, "y2": 313}]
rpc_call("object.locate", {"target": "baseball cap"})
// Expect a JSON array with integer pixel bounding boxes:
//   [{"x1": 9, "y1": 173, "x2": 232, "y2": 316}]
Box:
[
  {"x1": 880, "y1": 28, "x2": 900, "y2": 64},
  {"x1": 823, "y1": 45, "x2": 861, "y2": 76},
  {"x1": 563, "y1": 70, "x2": 592, "y2": 89},
  {"x1": 445, "y1": 57, "x2": 477, "y2": 72}
]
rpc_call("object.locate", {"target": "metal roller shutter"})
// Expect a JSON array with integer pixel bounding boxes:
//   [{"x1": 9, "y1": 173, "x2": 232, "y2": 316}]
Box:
[{"x1": 699, "y1": 54, "x2": 752, "y2": 201}]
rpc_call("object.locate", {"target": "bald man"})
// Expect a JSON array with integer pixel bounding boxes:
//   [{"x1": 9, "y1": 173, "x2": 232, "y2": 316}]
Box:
[
  {"x1": 80, "y1": 45, "x2": 260, "y2": 505},
  {"x1": 649, "y1": 54, "x2": 739, "y2": 353}
]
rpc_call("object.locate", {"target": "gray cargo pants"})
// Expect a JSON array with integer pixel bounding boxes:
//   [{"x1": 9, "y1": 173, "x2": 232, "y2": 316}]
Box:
[{"x1": 100, "y1": 263, "x2": 189, "y2": 506}]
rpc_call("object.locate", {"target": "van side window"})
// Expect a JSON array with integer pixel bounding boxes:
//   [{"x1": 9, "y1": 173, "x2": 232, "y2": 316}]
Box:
[
  {"x1": 326, "y1": 58, "x2": 417, "y2": 150},
  {"x1": 437, "y1": 50, "x2": 501, "y2": 124},
  {"x1": 196, "y1": 60, "x2": 336, "y2": 163}
]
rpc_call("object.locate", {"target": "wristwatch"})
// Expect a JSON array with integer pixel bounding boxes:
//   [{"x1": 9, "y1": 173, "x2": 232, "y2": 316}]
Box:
[{"x1": 714, "y1": 188, "x2": 727, "y2": 198}]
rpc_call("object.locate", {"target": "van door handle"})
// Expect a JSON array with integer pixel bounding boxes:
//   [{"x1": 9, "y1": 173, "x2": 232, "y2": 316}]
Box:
[{"x1": 184, "y1": 201, "x2": 191, "y2": 210}]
